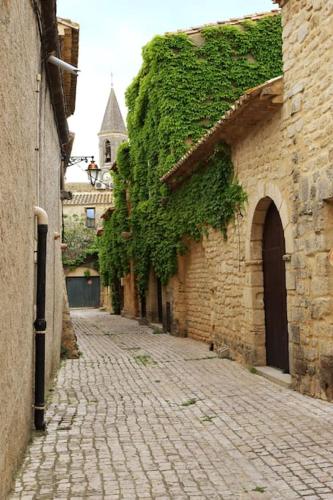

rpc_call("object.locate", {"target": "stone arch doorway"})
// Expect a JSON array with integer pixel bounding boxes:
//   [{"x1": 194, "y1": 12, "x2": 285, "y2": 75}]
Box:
[
  {"x1": 263, "y1": 202, "x2": 289, "y2": 372},
  {"x1": 245, "y1": 188, "x2": 293, "y2": 372}
]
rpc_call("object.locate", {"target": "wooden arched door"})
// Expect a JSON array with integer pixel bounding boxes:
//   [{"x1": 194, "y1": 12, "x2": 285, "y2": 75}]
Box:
[{"x1": 263, "y1": 202, "x2": 289, "y2": 373}]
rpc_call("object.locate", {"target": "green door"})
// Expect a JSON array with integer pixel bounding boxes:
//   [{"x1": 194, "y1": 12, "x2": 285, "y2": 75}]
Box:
[{"x1": 66, "y1": 277, "x2": 100, "y2": 308}]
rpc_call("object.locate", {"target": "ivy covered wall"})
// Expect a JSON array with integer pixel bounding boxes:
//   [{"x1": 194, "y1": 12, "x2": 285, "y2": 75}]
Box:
[{"x1": 99, "y1": 14, "x2": 283, "y2": 306}]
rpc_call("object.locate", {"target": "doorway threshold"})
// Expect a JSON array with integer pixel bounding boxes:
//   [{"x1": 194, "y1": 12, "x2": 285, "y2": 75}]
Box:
[
  {"x1": 255, "y1": 366, "x2": 291, "y2": 389},
  {"x1": 149, "y1": 322, "x2": 165, "y2": 334}
]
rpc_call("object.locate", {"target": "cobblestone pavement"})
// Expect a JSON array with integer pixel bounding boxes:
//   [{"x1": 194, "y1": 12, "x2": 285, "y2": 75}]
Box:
[{"x1": 11, "y1": 309, "x2": 333, "y2": 500}]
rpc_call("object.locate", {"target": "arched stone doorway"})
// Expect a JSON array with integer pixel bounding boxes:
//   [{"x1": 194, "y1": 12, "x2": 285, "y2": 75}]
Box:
[
  {"x1": 245, "y1": 187, "x2": 293, "y2": 372},
  {"x1": 263, "y1": 202, "x2": 289, "y2": 372}
]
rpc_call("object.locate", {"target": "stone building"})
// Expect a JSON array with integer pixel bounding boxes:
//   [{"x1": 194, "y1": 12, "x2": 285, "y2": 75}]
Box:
[
  {"x1": 0, "y1": 1, "x2": 79, "y2": 496},
  {"x1": 156, "y1": 0, "x2": 333, "y2": 400},
  {"x1": 115, "y1": 0, "x2": 333, "y2": 401},
  {"x1": 64, "y1": 182, "x2": 114, "y2": 224},
  {"x1": 63, "y1": 184, "x2": 113, "y2": 307}
]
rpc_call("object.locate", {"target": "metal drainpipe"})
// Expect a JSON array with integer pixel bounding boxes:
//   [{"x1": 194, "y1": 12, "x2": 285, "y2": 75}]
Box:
[{"x1": 34, "y1": 206, "x2": 48, "y2": 431}]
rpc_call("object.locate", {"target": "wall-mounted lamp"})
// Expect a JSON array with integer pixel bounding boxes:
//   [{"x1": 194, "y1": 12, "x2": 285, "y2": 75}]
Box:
[
  {"x1": 67, "y1": 155, "x2": 111, "y2": 188},
  {"x1": 86, "y1": 160, "x2": 101, "y2": 187}
]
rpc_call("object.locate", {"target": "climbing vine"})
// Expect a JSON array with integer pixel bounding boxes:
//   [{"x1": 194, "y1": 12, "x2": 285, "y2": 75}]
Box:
[
  {"x1": 99, "y1": 14, "x2": 282, "y2": 300},
  {"x1": 98, "y1": 142, "x2": 131, "y2": 311},
  {"x1": 62, "y1": 214, "x2": 98, "y2": 268}
]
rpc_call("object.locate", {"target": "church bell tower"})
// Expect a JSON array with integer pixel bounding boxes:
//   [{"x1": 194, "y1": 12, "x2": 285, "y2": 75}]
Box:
[{"x1": 97, "y1": 81, "x2": 127, "y2": 188}]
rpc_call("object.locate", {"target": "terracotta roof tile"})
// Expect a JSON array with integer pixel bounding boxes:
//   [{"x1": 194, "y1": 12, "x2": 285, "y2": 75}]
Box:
[
  {"x1": 166, "y1": 10, "x2": 280, "y2": 36},
  {"x1": 63, "y1": 191, "x2": 114, "y2": 206}
]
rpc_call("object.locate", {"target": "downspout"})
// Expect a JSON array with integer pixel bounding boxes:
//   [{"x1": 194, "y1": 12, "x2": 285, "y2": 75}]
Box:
[{"x1": 34, "y1": 206, "x2": 48, "y2": 431}]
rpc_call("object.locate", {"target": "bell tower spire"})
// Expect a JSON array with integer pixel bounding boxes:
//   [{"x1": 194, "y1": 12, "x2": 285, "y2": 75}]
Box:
[{"x1": 97, "y1": 77, "x2": 127, "y2": 188}]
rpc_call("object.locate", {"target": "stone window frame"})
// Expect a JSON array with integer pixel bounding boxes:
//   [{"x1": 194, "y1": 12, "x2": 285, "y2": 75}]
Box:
[{"x1": 85, "y1": 207, "x2": 96, "y2": 228}]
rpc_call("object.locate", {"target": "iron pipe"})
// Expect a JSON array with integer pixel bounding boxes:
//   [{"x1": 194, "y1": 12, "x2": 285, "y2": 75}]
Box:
[{"x1": 34, "y1": 207, "x2": 48, "y2": 431}]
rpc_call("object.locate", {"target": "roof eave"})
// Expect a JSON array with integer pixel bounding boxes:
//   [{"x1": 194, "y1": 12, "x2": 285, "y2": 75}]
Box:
[
  {"x1": 40, "y1": 0, "x2": 69, "y2": 148},
  {"x1": 166, "y1": 10, "x2": 281, "y2": 36},
  {"x1": 57, "y1": 18, "x2": 80, "y2": 117}
]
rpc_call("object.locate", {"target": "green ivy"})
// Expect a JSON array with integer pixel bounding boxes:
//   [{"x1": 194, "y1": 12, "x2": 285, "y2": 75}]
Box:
[
  {"x1": 99, "y1": 15, "x2": 282, "y2": 299},
  {"x1": 62, "y1": 214, "x2": 98, "y2": 268},
  {"x1": 98, "y1": 142, "x2": 131, "y2": 310}
]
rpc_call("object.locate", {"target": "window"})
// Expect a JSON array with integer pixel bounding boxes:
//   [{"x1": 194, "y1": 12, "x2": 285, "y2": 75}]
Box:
[
  {"x1": 105, "y1": 140, "x2": 111, "y2": 163},
  {"x1": 86, "y1": 207, "x2": 95, "y2": 228}
]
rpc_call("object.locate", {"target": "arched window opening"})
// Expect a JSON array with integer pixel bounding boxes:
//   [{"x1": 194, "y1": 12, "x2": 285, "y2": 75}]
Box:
[{"x1": 105, "y1": 140, "x2": 111, "y2": 163}]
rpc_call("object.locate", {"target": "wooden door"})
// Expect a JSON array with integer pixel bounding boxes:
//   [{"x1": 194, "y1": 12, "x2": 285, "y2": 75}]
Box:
[
  {"x1": 157, "y1": 278, "x2": 163, "y2": 323},
  {"x1": 263, "y1": 203, "x2": 289, "y2": 373}
]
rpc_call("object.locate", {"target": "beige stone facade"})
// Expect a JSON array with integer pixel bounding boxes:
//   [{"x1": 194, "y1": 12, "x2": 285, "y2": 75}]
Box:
[
  {"x1": 0, "y1": 1, "x2": 79, "y2": 496},
  {"x1": 63, "y1": 186, "x2": 114, "y2": 309},
  {"x1": 123, "y1": 0, "x2": 333, "y2": 402},
  {"x1": 63, "y1": 183, "x2": 114, "y2": 226},
  {"x1": 169, "y1": 0, "x2": 332, "y2": 400},
  {"x1": 279, "y1": 0, "x2": 333, "y2": 398}
]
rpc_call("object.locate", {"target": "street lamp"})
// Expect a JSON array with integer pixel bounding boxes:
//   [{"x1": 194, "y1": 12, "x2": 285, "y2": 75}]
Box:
[
  {"x1": 66, "y1": 155, "x2": 112, "y2": 188},
  {"x1": 86, "y1": 160, "x2": 101, "y2": 187}
]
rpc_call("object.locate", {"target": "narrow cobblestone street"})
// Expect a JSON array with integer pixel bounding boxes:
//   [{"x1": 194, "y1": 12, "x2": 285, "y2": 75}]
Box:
[{"x1": 11, "y1": 310, "x2": 333, "y2": 500}]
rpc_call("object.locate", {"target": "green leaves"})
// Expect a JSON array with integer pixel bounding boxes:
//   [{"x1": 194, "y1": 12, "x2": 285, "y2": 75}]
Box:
[
  {"x1": 98, "y1": 15, "x2": 282, "y2": 299},
  {"x1": 62, "y1": 215, "x2": 98, "y2": 268}
]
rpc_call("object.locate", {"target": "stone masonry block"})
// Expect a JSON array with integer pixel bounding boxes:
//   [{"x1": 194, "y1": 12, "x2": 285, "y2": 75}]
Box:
[
  {"x1": 291, "y1": 94, "x2": 303, "y2": 115},
  {"x1": 311, "y1": 298, "x2": 332, "y2": 319},
  {"x1": 311, "y1": 276, "x2": 329, "y2": 297}
]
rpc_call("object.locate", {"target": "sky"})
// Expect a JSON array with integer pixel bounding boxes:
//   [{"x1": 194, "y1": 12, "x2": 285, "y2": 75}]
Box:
[{"x1": 57, "y1": 0, "x2": 277, "y2": 182}]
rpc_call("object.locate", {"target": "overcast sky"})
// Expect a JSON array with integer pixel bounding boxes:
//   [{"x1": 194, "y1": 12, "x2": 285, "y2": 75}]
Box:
[{"x1": 57, "y1": 0, "x2": 277, "y2": 182}]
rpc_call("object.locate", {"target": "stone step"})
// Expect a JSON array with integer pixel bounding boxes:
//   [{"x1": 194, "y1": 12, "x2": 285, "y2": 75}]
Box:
[{"x1": 255, "y1": 366, "x2": 292, "y2": 389}]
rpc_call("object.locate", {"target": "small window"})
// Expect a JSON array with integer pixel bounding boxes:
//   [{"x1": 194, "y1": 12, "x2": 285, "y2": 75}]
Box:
[
  {"x1": 86, "y1": 207, "x2": 95, "y2": 228},
  {"x1": 105, "y1": 140, "x2": 111, "y2": 163}
]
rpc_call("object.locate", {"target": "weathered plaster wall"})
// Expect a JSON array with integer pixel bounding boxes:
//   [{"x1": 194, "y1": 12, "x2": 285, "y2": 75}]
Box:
[
  {"x1": 0, "y1": 1, "x2": 64, "y2": 495},
  {"x1": 39, "y1": 74, "x2": 65, "y2": 386}
]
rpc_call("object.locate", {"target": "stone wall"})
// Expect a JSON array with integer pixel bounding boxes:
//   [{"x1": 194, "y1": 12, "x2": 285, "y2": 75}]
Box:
[
  {"x1": 162, "y1": 107, "x2": 289, "y2": 358},
  {"x1": 146, "y1": 269, "x2": 159, "y2": 324},
  {"x1": 122, "y1": 262, "x2": 139, "y2": 318},
  {"x1": 159, "y1": 109, "x2": 285, "y2": 349},
  {"x1": 280, "y1": 0, "x2": 333, "y2": 398},
  {"x1": 62, "y1": 277, "x2": 80, "y2": 359},
  {"x1": 100, "y1": 285, "x2": 113, "y2": 313},
  {"x1": 63, "y1": 201, "x2": 111, "y2": 226},
  {"x1": 160, "y1": 0, "x2": 333, "y2": 401},
  {"x1": 0, "y1": 1, "x2": 65, "y2": 496}
]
